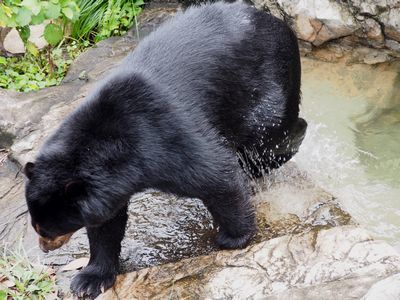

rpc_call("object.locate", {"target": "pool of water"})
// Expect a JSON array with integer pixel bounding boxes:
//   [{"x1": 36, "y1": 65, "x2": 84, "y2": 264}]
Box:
[{"x1": 295, "y1": 58, "x2": 400, "y2": 252}]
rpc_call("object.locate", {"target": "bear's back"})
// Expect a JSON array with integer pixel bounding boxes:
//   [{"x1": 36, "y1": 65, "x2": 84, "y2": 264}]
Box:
[
  {"x1": 119, "y1": 1, "x2": 300, "y2": 142},
  {"x1": 124, "y1": 2, "x2": 252, "y2": 90}
]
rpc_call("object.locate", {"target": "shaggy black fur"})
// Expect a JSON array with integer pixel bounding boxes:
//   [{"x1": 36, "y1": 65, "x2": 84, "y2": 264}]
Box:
[{"x1": 24, "y1": 1, "x2": 306, "y2": 298}]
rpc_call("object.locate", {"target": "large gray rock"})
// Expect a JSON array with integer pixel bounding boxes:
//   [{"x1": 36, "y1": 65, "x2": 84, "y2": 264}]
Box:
[{"x1": 278, "y1": 0, "x2": 358, "y2": 46}]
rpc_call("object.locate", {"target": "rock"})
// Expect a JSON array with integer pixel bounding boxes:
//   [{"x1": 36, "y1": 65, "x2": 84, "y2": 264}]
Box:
[
  {"x1": 312, "y1": 48, "x2": 341, "y2": 63},
  {"x1": 351, "y1": 0, "x2": 388, "y2": 16},
  {"x1": 99, "y1": 226, "x2": 400, "y2": 300},
  {"x1": 252, "y1": 0, "x2": 286, "y2": 20},
  {"x1": 362, "y1": 273, "x2": 400, "y2": 300},
  {"x1": 386, "y1": 39, "x2": 400, "y2": 52},
  {"x1": 3, "y1": 29, "x2": 24, "y2": 54},
  {"x1": 0, "y1": 155, "x2": 26, "y2": 247},
  {"x1": 313, "y1": 22, "x2": 355, "y2": 46},
  {"x1": 295, "y1": 14, "x2": 317, "y2": 42},
  {"x1": 252, "y1": 0, "x2": 400, "y2": 63},
  {"x1": 363, "y1": 18, "x2": 385, "y2": 48},
  {"x1": 3, "y1": 25, "x2": 47, "y2": 54},
  {"x1": 298, "y1": 39, "x2": 313, "y2": 55},
  {"x1": 351, "y1": 47, "x2": 391, "y2": 64},
  {"x1": 276, "y1": 0, "x2": 358, "y2": 46},
  {"x1": 381, "y1": 8, "x2": 400, "y2": 42}
]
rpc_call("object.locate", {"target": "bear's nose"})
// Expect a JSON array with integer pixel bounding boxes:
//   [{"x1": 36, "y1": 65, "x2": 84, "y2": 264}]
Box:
[{"x1": 38, "y1": 232, "x2": 74, "y2": 252}]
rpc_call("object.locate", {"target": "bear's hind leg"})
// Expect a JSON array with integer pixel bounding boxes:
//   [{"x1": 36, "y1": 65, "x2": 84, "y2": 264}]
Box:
[
  {"x1": 162, "y1": 140, "x2": 257, "y2": 249},
  {"x1": 71, "y1": 205, "x2": 128, "y2": 299},
  {"x1": 201, "y1": 172, "x2": 257, "y2": 249}
]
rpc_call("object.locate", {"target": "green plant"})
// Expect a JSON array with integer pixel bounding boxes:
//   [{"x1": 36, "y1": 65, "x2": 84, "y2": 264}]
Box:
[
  {"x1": 0, "y1": 0, "x2": 144, "y2": 93},
  {"x1": 0, "y1": 39, "x2": 87, "y2": 92},
  {"x1": 0, "y1": 244, "x2": 58, "y2": 300},
  {"x1": 0, "y1": 0, "x2": 80, "y2": 53},
  {"x1": 72, "y1": 0, "x2": 144, "y2": 41}
]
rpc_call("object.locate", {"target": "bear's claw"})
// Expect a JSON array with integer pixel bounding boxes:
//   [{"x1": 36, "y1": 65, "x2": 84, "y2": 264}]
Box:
[
  {"x1": 71, "y1": 266, "x2": 116, "y2": 299},
  {"x1": 216, "y1": 228, "x2": 255, "y2": 249}
]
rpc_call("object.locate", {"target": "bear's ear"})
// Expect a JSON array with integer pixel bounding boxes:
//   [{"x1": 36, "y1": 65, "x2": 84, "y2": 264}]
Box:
[
  {"x1": 64, "y1": 179, "x2": 85, "y2": 198},
  {"x1": 24, "y1": 162, "x2": 35, "y2": 179}
]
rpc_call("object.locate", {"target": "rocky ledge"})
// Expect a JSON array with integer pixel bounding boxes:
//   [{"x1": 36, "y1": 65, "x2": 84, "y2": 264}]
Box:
[
  {"x1": 100, "y1": 225, "x2": 400, "y2": 299},
  {"x1": 252, "y1": 0, "x2": 400, "y2": 64},
  {"x1": 0, "y1": 2, "x2": 399, "y2": 299}
]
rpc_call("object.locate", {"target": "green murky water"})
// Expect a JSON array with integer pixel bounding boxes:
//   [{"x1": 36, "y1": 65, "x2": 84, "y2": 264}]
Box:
[{"x1": 295, "y1": 58, "x2": 400, "y2": 251}]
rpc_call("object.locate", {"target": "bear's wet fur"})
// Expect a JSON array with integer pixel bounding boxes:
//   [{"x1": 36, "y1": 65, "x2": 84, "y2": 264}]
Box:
[{"x1": 24, "y1": 2, "x2": 306, "y2": 298}]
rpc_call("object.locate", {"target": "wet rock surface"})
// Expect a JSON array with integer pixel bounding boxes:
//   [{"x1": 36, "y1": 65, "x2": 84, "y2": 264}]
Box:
[
  {"x1": 1, "y1": 1, "x2": 400, "y2": 299},
  {"x1": 99, "y1": 226, "x2": 400, "y2": 300}
]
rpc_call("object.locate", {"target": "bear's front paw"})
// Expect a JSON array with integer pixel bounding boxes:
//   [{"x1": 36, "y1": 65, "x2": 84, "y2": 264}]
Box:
[
  {"x1": 216, "y1": 228, "x2": 255, "y2": 249},
  {"x1": 70, "y1": 265, "x2": 116, "y2": 299}
]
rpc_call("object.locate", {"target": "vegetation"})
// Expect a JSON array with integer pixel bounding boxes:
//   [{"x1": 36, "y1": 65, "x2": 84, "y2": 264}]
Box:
[
  {"x1": 0, "y1": 245, "x2": 57, "y2": 300},
  {"x1": 0, "y1": 0, "x2": 144, "y2": 92},
  {"x1": 0, "y1": 40, "x2": 87, "y2": 92},
  {"x1": 0, "y1": 0, "x2": 80, "y2": 50},
  {"x1": 72, "y1": 0, "x2": 144, "y2": 41}
]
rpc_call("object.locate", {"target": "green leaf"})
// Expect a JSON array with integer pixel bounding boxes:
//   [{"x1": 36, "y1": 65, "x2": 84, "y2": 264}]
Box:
[
  {"x1": 45, "y1": 2, "x2": 61, "y2": 19},
  {"x1": 1, "y1": 4, "x2": 13, "y2": 17},
  {"x1": 61, "y1": 7, "x2": 73, "y2": 20},
  {"x1": 26, "y1": 283, "x2": 40, "y2": 293},
  {"x1": 0, "y1": 290, "x2": 7, "y2": 300},
  {"x1": 31, "y1": 10, "x2": 46, "y2": 25},
  {"x1": 17, "y1": 25, "x2": 30, "y2": 42},
  {"x1": 21, "y1": 0, "x2": 41, "y2": 15},
  {"x1": 0, "y1": 57, "x2": 7, "y2": 65},
  {"x1": 0, "y1": 11, "x2": 8, "y2": 27},
  {"x1": 44, "y1": 23, "x2": 63, "y2": 46},
  {"x1": 47, "y1": 78, "x2": 57, "y2": 85},
  {"x1": 35, "y1": 73, "x2": 44, "y2": 81},
  {"x1": 61, "y1": 2, "x2": 79, "y2": 21},
  {"x1": 0, "y1": 9, "x2": 16, "y2": 27},
  {"x1": 15, "y1": 7, "x2": 32, "y2": 26},
  {"x1": 37, "y1": 279, "x2": 53, "y2": 291},
  {"x1": 37, "y1": 81, "x2": 46, "y2": 88},
  {"x1": 25, "y1": 41, "x2": 39, "y2": 56}
]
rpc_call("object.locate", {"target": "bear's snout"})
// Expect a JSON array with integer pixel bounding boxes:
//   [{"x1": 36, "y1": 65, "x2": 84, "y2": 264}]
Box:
[{"x1": 38, "y1": 232, "x2": 74, "y2": 252}]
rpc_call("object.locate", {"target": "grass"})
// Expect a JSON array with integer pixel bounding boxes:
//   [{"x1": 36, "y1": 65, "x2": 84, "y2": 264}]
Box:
[
  {"x1": 71, "y1": 0, "x2": 144, "y2": 41},
  {"x1": 0, "y1": 243, "x2": 58, "y2": 300}
]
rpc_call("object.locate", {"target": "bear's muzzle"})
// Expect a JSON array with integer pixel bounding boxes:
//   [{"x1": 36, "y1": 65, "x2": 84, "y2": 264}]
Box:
[{"x1": 38, "y1": 232, "x2": 74, "y2": 252}]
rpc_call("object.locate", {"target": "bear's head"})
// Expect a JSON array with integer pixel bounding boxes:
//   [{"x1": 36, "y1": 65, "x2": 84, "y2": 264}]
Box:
[{"x1": 24, "y1": 161, "x2": 86, "y2": 252}]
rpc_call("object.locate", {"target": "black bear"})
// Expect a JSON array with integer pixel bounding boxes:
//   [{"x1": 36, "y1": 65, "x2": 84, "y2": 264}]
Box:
[{"x1": 24, "y1": 1, "x2": 306, "y2": 298}]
